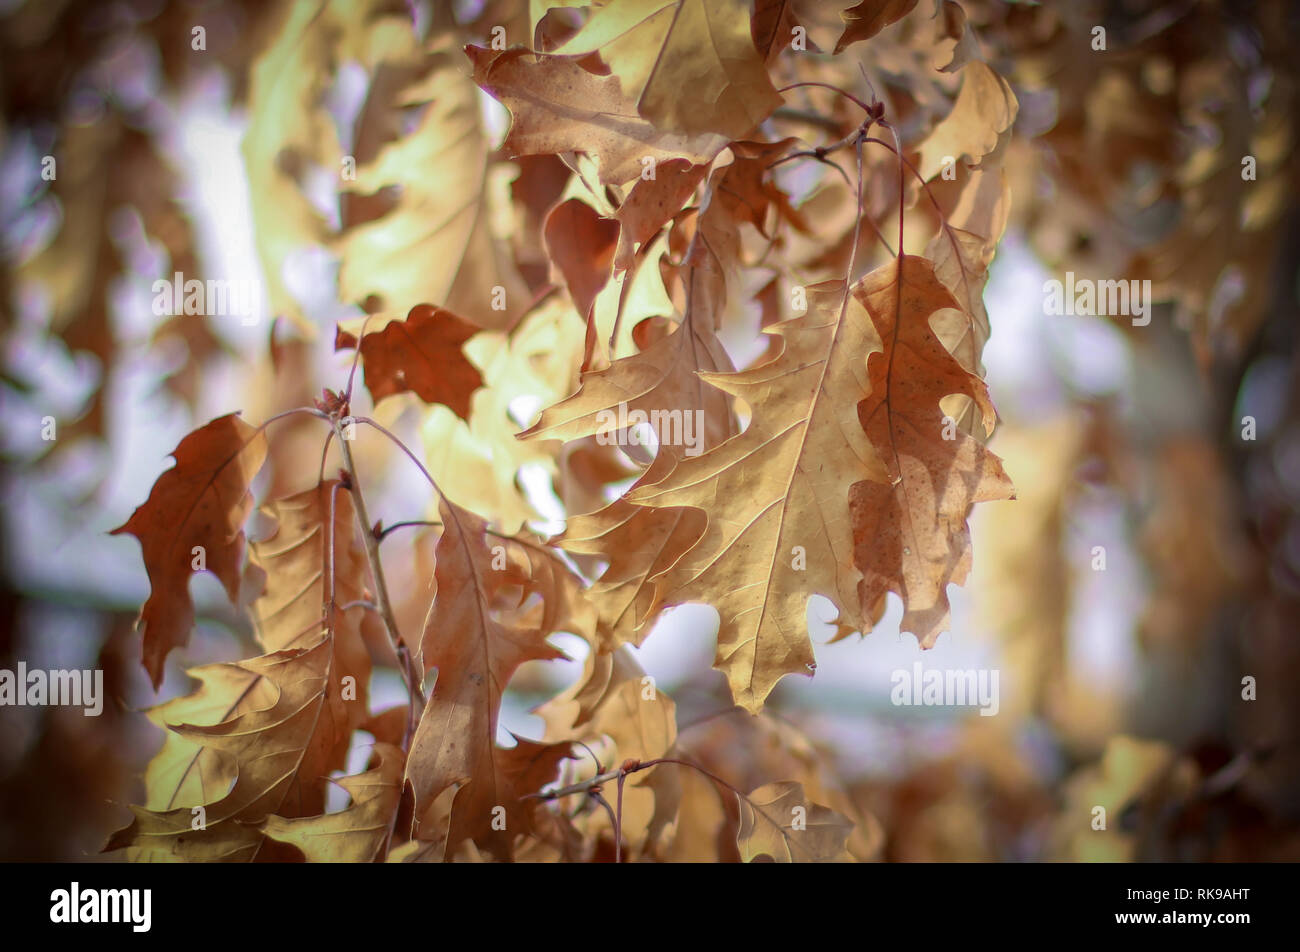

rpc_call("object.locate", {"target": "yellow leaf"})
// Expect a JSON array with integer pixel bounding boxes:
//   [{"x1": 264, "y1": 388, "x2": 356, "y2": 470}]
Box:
[
  {"x1": 626, "y1": 281, "x2": 886, "y2": 711},
  {"x1": 263, "y1": 743, "x2": 406, "y2": 862},
  {"x1": 915, "y1": 61, "x2": 1018, "y2": 181},
  {"x1": 557, "y1": 0, "x2": 783, "y2": 140},
  {"x1": 737, "y1": 781, "x2": 853, "y2": 862}
]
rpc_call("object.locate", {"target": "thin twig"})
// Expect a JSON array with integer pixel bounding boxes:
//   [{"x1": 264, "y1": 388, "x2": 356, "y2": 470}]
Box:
[
  {"x1": 376, "y1": 519, "x2": 443, "y2": 541},
  {"x1": 333, "y1": 416, "x2": 425, "y2": 748}
]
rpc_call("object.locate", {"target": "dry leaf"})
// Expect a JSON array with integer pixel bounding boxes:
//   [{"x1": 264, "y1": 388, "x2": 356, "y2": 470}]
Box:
[
  {"x1": 545, "y1": 198, "x2": 620, "y2": 320},
  {"x1": 405, "y1": 496, "x2": 589, "y2": 858},
  {"x1": 468, "y1": 45, "x2": 729, "y2": 187},
  {"x1": 336, "y1": 37, "x2": 528, "y2": 329},
  {"x1": 111, "y1": 414, "x2": 268, "y2": 688},
  {"x1": 916, "y1": 61, "x2": 1018, "y2": 181},
  {"x1": 556, "y1": 0, "x2": 783, "y2": 140},
  {"x1": 849, "y1": 254, "x2": 1014, "y2": 648},
  {"x1": 107, "y1": 637, "x2": 351, "y2": 861},
  {"x1": 833, "y1": 0, "x2": 918, "y2": 54},
  {"x1": 334, "y1": 304, "x2": 483, "y2": 419},
  {"x1": 626, "y1": 281, "x2": 887, "y2": 711},
  {"x1": 737, "y1": 781, "x2": 853, "y2": 862},
  {"x1": 263, "y1": 743, "x2": 406, "y2": 862}
]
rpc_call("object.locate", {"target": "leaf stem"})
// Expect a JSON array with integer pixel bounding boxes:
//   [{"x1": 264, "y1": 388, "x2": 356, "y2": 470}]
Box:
[{"x1": 332, "y1": 416, "x2": 426, "y2": 748}]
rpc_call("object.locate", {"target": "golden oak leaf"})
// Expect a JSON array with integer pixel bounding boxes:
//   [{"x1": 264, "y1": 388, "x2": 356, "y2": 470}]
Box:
[
  {"x1": 336, "y1": 37, "x2": 528, "y2": 329},
  {"x1": 925, "y1": 226, "x2": 995, "y2": 435},
  {"x1": 833, "y1": 0, "x2": 918, "y2": 53},
  {"x1": 519, "y1": 306, "x2": 734, "y2": 452},
  {"x1": 109, "y1": 482, "x2": 380, "y2": 861},
  {"x1": 736, "y1": 781, "x2": 853, "y2": 862},
  {"x1": 247, "y1": 480, "x2": 376, "y2": 765},
  {"x1": 556, "y1": 0, "x2": 783, "y2": 140},
  {"x1": 921, "y1": 168, "x2": 1009, "y2": 433},
  {"x1": 468, "y1": 45, "x2": 728, "y2": 187},
  {"x1": 849, "y1": 254, "x2": 1014, "y2": 648},
  {"x1": 559, "y1": 455, "x2": 709, "y2": 649},
  {"x1": 263, "y1": 743, "x2": 405, "y2": 862},
  {"x1": 241, "y1": 0, "x2": 347, "y2": 330},
  {"x1": 106, "y1": 637, "x2": 350, "y2": 862},
  {"x1": 137, "y1": 660, "x2": 272, "y2": 816},
  {"x1": 405, "y1": 497, "x2": 590, "y2": 858},
  {"x1": 915, "y1": 61, "x2": 1018, "y2": 181},
  {"x1": 521, "y1": 301, "x2": 735, "y2": 646},
  {"x1": 111, "y1": 413, "x2": 268, "y2": 689},
  {"x1": 334, "y1": 304, "x2": 483, "y2": 419},
  {"x1": 624, "y1": 282, "x2": 887, "y2": 712}
]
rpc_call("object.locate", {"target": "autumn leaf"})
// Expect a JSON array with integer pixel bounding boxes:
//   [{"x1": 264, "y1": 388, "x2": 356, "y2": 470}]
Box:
[
  {"x1": 544, "y1": 198, "x2": 620, "y2": 320},
  {"x1": 624, "y1": 281, "x2": 887, "y2": 711},
  {"x1": 522, "y1": 296, "x2": 735, "y2": 647},
  {"x1": 613, "y1": 159, "x2": 709, "y2": 270},
  {"x1": 555, "y1": 0, "x2": 783, "y2": 140},
  {"x1": 736, "y1": 781, "x2": 853, "y2": 862},
  {"x1": 111, "y1": 413, "x2": 268, "y2": 689},
  {"x1": 241, "y1": 0, "x2": 347, "y2": 330},
  {"x1": 106, "y1": 637, "x2": 350, "y2": 861},
  {"x1": 849, "y1": 254, "x2": 1014, "y2": 648},
  {"x1": 558, "y1": 456, "x2": 709, "y2": 649},
  {"x1": 421, "y1": 297, "x2": 586, "y2": 531},
  {"x1": 263, "y1": 743, "x2": 406, "y2": 862},
  {"x1": 108, "y1": 481, "x2": 379, "y2": 861},
  {"x1": 915, "y1": 61, "x2": 1018, "y2": 181},
  {"x1": 519, "y1": 304, "x2": 734, "y2": 452},
  {"x1": 468, "y1": 45, "x2": 729, "y2": 187},
  {"x1": 833, "y1": 0, "x2": 918, "y2": 54},
  {"x1": 247, "y1": 480, "x2": 376, "y2": 760},
  {"x1": 334, "y1": 304, "x2": 483, "y2": 419},
  {"x1": 336, "y1": 36, "x2": 528, "y2": 329},
  {"x1": 404, "y1": 496, "x2": 590, "y2": 858}
]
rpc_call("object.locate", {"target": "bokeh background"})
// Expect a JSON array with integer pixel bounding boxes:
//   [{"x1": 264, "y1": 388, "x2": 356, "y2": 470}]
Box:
[{"x1": 2, "y1": 0, "x2": 1299, "y2": 861}]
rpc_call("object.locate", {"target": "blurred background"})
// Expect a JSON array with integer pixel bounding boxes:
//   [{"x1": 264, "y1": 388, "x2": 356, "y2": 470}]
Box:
[{"x1": 2, "y1": 0, "x2": 1298, "y2": 861}]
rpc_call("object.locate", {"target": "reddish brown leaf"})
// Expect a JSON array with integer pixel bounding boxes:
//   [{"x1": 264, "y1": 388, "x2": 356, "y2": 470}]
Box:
[
  {"x1": 850, "y1": 255, "x2": 1015, "y2": 647},
  {"x1": 544, "y1": 198, "x2": 620, "y2": 320},
  {"x1": 334, "y1": 304, "x2": 482, "y2": 419},
  {"x1": 111, "y1": 414, "x2": 268, "y2": 689}
]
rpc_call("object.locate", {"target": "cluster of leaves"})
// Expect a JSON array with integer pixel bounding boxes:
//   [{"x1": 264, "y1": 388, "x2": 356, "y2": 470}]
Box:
[
  {"x1": 95, "y1": 0, "x2": 1029, "y2": 863},
  {"x1": 0, "y1": 0, "x2": 1271, "y2": 862}
]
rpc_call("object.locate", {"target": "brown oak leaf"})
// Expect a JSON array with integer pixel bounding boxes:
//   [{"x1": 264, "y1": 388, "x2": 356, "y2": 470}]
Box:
[
  {"x1": 111, "y1": 413, "x2": 268, "y2": 689},
  {"x1": 850, "y1": 254, "x2": 1015, "y2": 648},
  {"x1": 335, "y1": 304, "x2": 483, "y2": 419}
]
